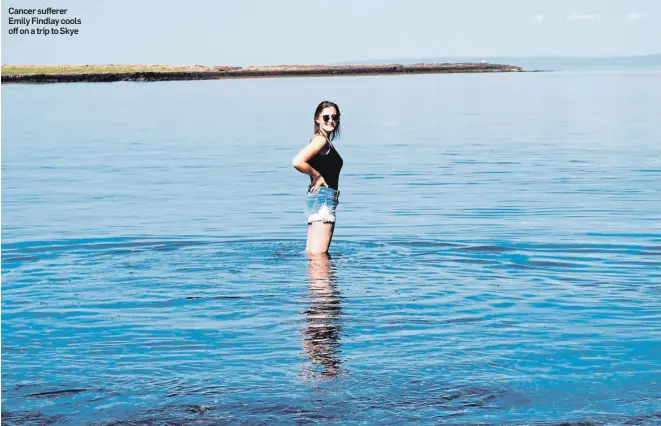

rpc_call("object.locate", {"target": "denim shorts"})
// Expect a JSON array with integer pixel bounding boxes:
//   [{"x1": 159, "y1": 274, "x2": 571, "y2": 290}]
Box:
[{"x1": 305, "y1": 186, "x2": 340, "y2": 224}]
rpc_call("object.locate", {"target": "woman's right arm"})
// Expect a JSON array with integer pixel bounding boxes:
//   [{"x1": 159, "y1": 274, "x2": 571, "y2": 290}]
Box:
[
  {"x1": 292, "y1": 135, "x2": 329, "y2": 191},
  {"x1": 291, "y1": 135, "x2": 327, "y2": 178}
]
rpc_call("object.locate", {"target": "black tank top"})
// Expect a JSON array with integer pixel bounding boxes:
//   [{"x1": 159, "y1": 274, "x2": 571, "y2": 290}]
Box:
[{"x1": 308, "y1": 136, "x2": 344, "y2": 190}]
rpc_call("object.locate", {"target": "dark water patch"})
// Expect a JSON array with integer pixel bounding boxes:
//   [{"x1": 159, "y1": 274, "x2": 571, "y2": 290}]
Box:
[
  {"x1": 182, "y1": 404, "x2": 216, "y2": 414},
  {"x1": 364, "y1": 385, "x2": 513, "y2": 415},
  {"x1": 525, "y1": 260, "x2": 587, "y2": 268},
  {"x1": 23, "y1": 388, "x2": 88, "y2": 398},
  {"x1": 102, "y1": 249, "x2": 146, "y2": 256},
  {"x1": 444, "y1": 316, "x2": 484, "y2": 324},
  {"x1": 1, "y1": 411, "x2": 71, "y2": 426},
  {"x1": 539, "y1": 412, "x2": 661, "y2": 426},
  {"x1": 505, "y1": 262, "x2": 536, "y2": 270},
  {"x1": 585, "y1": 232, "x2": 661, "y2": 240},
  {"x1": 388, "y1": 239, "x2": 462, "y2": 249},
  {"x1": 613, "y1": 260, "x2": 661, "y2": 267},
  {"x1": 407, "y1": 181, "x2": 450, "y2": 186},
  {"x1": 386, "y1": 171, "x2": 417, "y2": 176},
  {"x1": 99, "y1": 401, "x2": 339, "y2": 425},
  {"x1": 152, "y1": 245, "x2": 178, "y2": 252},
  {"x1": 446, "y1": 257, "x2": 500, "y2": 265},
  {"x1": 458, "y1": 245, "x2": 516, "y2": 253},
  {"x1": 185, "y1": 295, "x2": 243, "y2": 300},
  {"x1": 1, "y1": 255, "x2": 40, "y2": 263}
]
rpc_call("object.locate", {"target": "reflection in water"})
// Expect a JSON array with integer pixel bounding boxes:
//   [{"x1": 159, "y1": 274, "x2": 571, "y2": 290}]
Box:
[{"x1": 301, "y1": 253, "x2": 344, "y2": 379}]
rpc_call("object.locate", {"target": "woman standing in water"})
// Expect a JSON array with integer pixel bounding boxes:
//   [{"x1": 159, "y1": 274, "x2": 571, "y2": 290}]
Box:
[{"x1": 292, "y1": 101, "x2": 343, "y2": 254}]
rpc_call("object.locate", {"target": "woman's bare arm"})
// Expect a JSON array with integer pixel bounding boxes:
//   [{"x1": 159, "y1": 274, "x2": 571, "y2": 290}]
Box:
[{"x1": 291, "y1": 135, "x2": 328, "y2": 178}]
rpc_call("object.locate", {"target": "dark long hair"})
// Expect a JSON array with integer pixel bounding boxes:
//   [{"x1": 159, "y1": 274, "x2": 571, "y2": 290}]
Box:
[{"x1": 313, "y1": 101, "x2": 341, "y2": 142}]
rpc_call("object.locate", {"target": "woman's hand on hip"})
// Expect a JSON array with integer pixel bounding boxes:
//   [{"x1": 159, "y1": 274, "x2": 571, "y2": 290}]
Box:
[{"x1": 310, "y1": 175, "x2": 328, "y2": 192}]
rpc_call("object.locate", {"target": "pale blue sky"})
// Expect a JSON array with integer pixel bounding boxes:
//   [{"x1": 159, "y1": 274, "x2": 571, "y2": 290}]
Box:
[{"x1": 2, "y1": 0, "x2": 659, "y2": 65}]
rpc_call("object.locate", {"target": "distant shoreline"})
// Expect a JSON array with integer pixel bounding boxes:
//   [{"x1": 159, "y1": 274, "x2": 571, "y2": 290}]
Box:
[{"x1": 1, "y1": 63, "x2": 523, "y2": 84}]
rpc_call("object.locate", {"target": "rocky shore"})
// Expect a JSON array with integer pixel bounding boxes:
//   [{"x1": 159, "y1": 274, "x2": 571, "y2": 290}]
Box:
[{"x1": 1, "y1": 63, "x2": 522, "y2": 84}]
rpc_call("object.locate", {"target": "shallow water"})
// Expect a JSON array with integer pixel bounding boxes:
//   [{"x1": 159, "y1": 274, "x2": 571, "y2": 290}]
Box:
[{"x1": 2, "y1": 70, "x2": 661, "y2": 425}]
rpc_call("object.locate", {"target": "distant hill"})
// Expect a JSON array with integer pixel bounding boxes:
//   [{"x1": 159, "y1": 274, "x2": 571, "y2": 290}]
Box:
[{"x1": 334, "y1": 54, "x2": 661, "y2": 71}]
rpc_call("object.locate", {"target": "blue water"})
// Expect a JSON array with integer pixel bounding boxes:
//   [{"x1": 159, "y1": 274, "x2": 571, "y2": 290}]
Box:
[{"x1": 2, "y1": 70, "x2": 660, "y2": 425}]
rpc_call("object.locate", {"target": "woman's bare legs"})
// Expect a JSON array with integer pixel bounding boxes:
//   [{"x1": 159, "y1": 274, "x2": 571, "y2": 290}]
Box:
[{"x1": 305, "y1": 222, "x2": 336, "y2": 254}]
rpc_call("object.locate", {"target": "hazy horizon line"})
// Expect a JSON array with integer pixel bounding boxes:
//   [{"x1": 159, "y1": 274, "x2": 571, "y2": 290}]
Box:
[{"x1": 335, "y1": 52, "x2": 661, "y2": 63}]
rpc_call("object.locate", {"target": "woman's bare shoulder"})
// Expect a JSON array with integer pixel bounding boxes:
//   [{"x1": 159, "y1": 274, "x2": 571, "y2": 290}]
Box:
[
  {"x1": 309, "y1": 134, "x2": 328, "y2": 145},
  {"x1": 308, "y1": 134, "x2": 330, "y2": 154}
]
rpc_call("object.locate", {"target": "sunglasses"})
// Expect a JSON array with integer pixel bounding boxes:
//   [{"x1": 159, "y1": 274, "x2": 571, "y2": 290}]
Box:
[{"x1": 322, "y1": 114, "x2": 340, "y2": 123}]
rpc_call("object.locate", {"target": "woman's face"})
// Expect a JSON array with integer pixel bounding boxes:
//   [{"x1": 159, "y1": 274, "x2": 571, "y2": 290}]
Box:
[{"x1": 316, "y1": 106, "x2": 339, "y2": 134}]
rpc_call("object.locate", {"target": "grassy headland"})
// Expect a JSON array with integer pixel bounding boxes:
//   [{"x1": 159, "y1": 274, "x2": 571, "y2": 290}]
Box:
[{"x1": 1, "y1": 63, "x2": 522, "y2": 84}]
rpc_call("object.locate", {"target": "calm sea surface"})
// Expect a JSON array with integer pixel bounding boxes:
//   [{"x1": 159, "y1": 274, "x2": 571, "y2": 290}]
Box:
[{"x1": 2, "y1": 70, "x2": 661, "y2": 425}]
